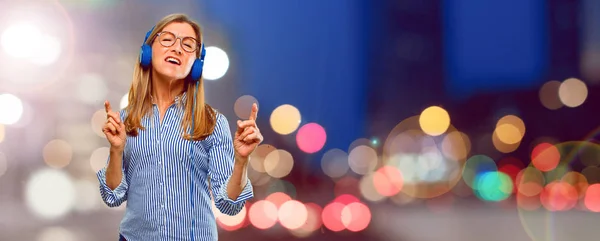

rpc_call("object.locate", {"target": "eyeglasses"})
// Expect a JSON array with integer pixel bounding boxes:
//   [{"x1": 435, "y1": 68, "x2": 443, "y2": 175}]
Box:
[{"x1": 155, "y1": 31, "x2": 199, "y2": 53}]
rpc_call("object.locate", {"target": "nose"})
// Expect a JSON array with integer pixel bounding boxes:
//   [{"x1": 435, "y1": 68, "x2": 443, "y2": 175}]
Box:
[{"x1": 171, "y1": 38, "x2": 183, "y2": 55}]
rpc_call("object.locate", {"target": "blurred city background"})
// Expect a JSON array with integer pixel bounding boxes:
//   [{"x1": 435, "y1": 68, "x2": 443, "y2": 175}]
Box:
[{"x1": 0, "y1": 0, "x2": 599, "y2": 240}]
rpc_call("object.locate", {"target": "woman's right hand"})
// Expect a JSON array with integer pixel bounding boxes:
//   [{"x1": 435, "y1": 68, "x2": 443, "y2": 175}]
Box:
[{"x1": 103, "y1": 100, "x2": 126, "y2": 152}]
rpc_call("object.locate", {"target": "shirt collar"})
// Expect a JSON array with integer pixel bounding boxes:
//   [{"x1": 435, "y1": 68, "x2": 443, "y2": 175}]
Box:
[{"x1": 150, "y1": 91, "x2": 187, "y2": 106}]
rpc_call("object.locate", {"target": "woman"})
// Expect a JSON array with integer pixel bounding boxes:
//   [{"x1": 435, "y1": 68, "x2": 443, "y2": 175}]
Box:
[{"x1": 97, "y1": 13, "x2": 261, "y2": 241}]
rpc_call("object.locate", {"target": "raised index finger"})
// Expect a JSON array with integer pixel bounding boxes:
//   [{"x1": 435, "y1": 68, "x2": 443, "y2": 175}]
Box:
[
  {"x1": 104, "y1": 100, "x2": 112, "y2": 113},
  {"x1": 249, "y1": 103, "x2": 258, "y2": 120}
]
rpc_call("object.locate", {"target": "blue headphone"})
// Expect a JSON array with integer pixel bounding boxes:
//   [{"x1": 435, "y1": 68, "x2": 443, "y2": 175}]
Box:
[{"x1": 139, "y1": 26, "x2": 207, "y2": 81}]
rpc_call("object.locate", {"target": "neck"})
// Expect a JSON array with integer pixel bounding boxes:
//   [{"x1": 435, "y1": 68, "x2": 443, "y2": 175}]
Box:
[{"x1": 151, "y1": 71, "x2": 185, "y2": 106}]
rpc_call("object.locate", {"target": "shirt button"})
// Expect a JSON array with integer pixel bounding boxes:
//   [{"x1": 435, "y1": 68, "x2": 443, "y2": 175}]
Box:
[
  {"x1": 160, "y1": 182, "x2": 163, "y2": 185},
  {"x1": 161, "y1": 204, "x2": 165, "y2": 208}
]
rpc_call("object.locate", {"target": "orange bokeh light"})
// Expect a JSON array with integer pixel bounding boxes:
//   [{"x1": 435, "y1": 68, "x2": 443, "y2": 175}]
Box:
[
  {"x1": 584, "y1": 184, "x2": 600, "y2": 212},
  {"x1": 531, "y1": 143, "x2": 560, "y2": 172},
  {"x1": 373, "y1": 166, "x2": 404, "y2": 197}
]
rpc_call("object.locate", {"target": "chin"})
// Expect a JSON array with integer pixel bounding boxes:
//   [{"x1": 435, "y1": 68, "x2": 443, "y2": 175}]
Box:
[{"x1": 154, "y1": 67, "x2": 187, "y2": 81}]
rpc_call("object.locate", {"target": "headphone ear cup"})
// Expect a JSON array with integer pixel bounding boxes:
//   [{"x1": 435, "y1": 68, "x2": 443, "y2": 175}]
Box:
[
  {"x1": 189, "y1": 58, "x2": 204, "y2": 81},
  {"x1": 139, "y1": 44, "x2": 152, "y2": 68}
]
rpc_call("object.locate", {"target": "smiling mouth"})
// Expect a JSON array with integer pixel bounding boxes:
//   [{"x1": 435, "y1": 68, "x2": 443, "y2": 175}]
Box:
[{"x1": 165, "y1": 57, "x2": 181, "y2": 65}]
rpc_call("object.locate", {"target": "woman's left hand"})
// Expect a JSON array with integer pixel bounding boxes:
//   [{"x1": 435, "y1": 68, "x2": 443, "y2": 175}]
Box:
[{"x1": 233, "y1": 103, "x2": 264, "y2": 161}]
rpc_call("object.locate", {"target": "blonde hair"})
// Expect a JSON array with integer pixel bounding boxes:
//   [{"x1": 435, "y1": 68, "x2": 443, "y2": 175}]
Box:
[{"x1": 124, "y1": 13, "x2": 216, "y2": 141}]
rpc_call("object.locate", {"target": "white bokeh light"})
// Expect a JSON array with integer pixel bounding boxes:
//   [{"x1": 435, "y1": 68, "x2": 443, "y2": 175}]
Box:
[
  {"x1": 11, "y1": 101, "x2": 34, "y2": 129},
  {"x1": 29, "y1": 35, "x2": 62, "y2": 66},
  {"x1": 203, "y1": 46, "x2": 230, "y2": 81},
  {"x1": 36, "y1": 226, "x2": 77, "y2": 241},
  {"x1": 77, "y1": 73, "x2": 108, "y2": 105},
  {"x1": 120, "y1": 93, "x2": 128, "y2": 109},
  {"x1": 1, "y1": 22, "x2": 43, "y2": 59},
  {"x1": 0, "y1": 93, "x2": 24, "y2": 125},
  {"x1": 25, "y1": 168, "x2": 76, "y2": 220}
]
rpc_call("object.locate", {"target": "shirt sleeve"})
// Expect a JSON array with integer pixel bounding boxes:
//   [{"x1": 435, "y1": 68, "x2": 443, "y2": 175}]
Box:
[
  {"x1": 97, "y1": 160, "x2": 128, "y2": 207},
  {"x1": 208, "y1": 113, "x2": 254, "y2": 216},
  {"x1": 96, "y1": 109, "x2": 129, "y2": 208}
]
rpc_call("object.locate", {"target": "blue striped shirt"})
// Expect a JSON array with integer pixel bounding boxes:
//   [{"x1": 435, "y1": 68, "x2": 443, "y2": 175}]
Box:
[{"x1": 96, "y1": 94, "x2": 254, "y2": 241}]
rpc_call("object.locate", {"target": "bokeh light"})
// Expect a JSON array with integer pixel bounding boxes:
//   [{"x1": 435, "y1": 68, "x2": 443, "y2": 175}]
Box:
[
  {"x1": 203, "y1": 46, "x2": 230, "y2": 81},
  {"x1": 90, "y1": 147, "x2": 109, "y2": 173},
  {"x1": 383, "y1": 116, "x2": 468, "y2": 199},
  {"x1": 1, "y1": 22, "x2": 43, "y2": 59},
  {"x1": 492, "y1": 130, "x2": 521, "y2": 154},
  {"x1": 270, "y1": 104, "x2": 301, "y2": 135},
  {"x1": 290, "y1": 203, "x2": 322, "y2": 237},
  {"x1": 234, "y1": 95, "x2": 259, "y2": 119},
  {"x1": 341, "y1": 202, "x2": 371, "y2": 232},
  {"x1": 540, "y1": 181, "x2": 578, "y2": 211},
  {"x1": 322, "y1": 202, "x2": 346, "y2": 232},
  {"x1": 372, "y1": 165, "x2": 404, "y2": 197},
  {"x1": 538, "y1": 80, "x2": 563, "y2": 110},
  {"x1": 249, "y1": 144, "x2": 276, "y2": 173},
  {"x1": 264, "y1": 149, "x2": 294, "y2": 178},
  {"x1": 321, "y1": 148, "x2": 350, "y2": 178},
  {"x1": 419, "y1": 106, "x2": 451, "y2": 136},
  {"x1": 495, "y1": 115, "x2": 526, "y2": 145},
  {"x1": 248, "y1": 200, "x2": 278, "y2": 230},
  {"x1": 584, "y1": 184, "x2": 600, "y2": 212},
  {"x1": 296, "y1": 123, "x2": 327, "y2": 154},
  {"x1": 216, "y1": 204, "x2": 247, "y2": 231},
  {"x1": 36, "y1": 226, "x2": 77, "y2": 241},
  {"x1": 473, "y1": 171, "x2": 513, "y2": 202},
  {"x1": 498, "y1": 156, "x2": 524, "y2": 193},
  {"x1": 463, "y1": 155, "x2": 497, "y2": 189},
  {"x1": 278, "y1": 200, "x2": 308, "y2": 230},
  {"x1": 359, "y1": 172, "x2": 386, "y2": 202},
  {"x1": 30, "y1": 35, "x2": 62, "y2": 66},
  {"x1": 561, "y1": 171, "x2": 588, "y2": 199},
  {"x1": 531, "y1": 143, "x2": 560, "y2": 172},
  {"x1": 91, "y1": 109, "x2": 107, "y2": 137},
  {"x1": 25, "y1": 168, "x2": 76, "y2": 220},
  {"x1": 441, "y1": 131, "x2": 471, "y2": 161},
  {"x1": 43, "y1": 139, "x2": 73, "y2": 169},
  {"x1": 516, "y1": 167, "x2": 545, "y2": 197},
  {"x1": 558, "y1": 77, "x2": 588, "y2": 108},
  {"x1": 348, "y1": 145, "x2": 378, "y2": 175},
  {"x1": 0, "y1": 93, "x2": 24, "y2": 125}
]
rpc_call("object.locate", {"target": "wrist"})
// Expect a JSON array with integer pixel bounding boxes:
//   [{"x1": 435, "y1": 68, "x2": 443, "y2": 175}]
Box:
[
  {"x1": 234, "y1": 154, "x2": 249, "y2": 165},
  {"x1": 110, "y1": 146, "x2": 124, "y2": 155}
]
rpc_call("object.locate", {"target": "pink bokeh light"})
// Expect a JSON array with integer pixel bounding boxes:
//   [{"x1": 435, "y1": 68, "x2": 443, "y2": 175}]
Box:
[{"x1": 296, "y1": 123, "x2": 327, "y2": 153}]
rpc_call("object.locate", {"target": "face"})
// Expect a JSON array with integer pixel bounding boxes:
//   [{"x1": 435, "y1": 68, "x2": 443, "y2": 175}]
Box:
[{"x1": 150, "y1": 22, "x2": 199, "y2": 81}]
